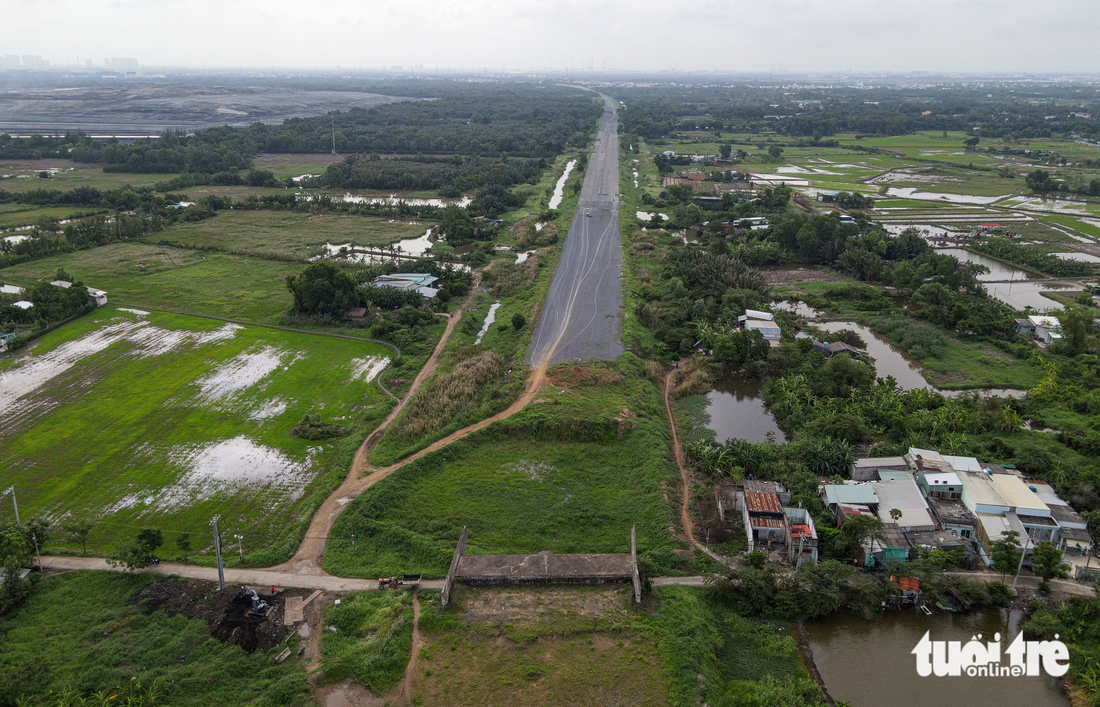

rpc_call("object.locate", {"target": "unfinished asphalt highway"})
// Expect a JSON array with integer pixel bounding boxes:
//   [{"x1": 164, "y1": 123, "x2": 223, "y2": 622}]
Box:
[{"x1": 527, "y1": 94, "x2": 623, "y2": 367}]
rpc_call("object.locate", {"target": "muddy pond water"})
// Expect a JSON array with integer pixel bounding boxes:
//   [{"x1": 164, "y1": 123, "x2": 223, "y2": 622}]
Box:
[
  {"x1": 936, "y1": 248, "x2": 1081, "y2": 311},
  {"x1": 807, "y1": 609, "x2": 1069, "y2": 707},
  {"x1": 702, "y1": 374, "x2": 787, "y2": 444}
]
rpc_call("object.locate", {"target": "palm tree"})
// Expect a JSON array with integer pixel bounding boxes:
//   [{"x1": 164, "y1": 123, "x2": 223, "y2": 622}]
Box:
[{"x1": 890, "y1": 508, "x2": 903, "y2": 523}]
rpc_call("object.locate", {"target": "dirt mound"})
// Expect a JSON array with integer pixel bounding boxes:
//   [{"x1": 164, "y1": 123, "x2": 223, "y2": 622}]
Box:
[{"x1": 130, "y1": 578, "x2": 309, "y2": 652}]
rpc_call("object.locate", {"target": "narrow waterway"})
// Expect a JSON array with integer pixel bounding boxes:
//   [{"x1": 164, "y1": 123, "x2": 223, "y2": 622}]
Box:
[
  {"x1": 807, "y1": 609, "x2": 1069, "y2": 707},
  {"x1": 815, "y1": 321, "x2": 931, "y2": 391},
  {"x1": 702, "y1": 374, "x2": 787, "y2": 444}
]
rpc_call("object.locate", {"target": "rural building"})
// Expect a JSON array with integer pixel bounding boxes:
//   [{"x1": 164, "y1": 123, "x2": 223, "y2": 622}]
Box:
[
  {"x1": 1025, "y1": 315, "x2": 1062, "y2": 344},
  {"x1": 869, "y1": 478, "x2": 937, "y2": 531},
  {"x1": 849, "y1": 455, "x2": 907, "y2": 481},
  {"x1": 0, "y1": 284, "x2": 23, "y2": 296},
  {"x1": 12, "y1": 301, "x2": 33, "y2": 310},
  {"x1": 48, "y1": 280, "x2": 108, "y2": 306},
  {"x1": 926, "y1": 497, "x2": 978, "y2": 540},
  {"x1": 822, "y1": 483, "x2": 879, "y2": 526},
  {"x1": 785, "y1": 506, "x2": 819, "y2": 566},
  {"x1": 0, "y1": 331, "x2": 16, "y2": 352},
  {"x1": 812, "y1": 340, "x2": 868, "y2": 360},
  {"x1": 863, "y1": 523, "x2": 909, "y2": 569},
  {"x1": 817, "y1": 191, "x2": 838, "y2": 203},
  {"x1": 368, "y1": 273, "x2": 439, "y2": 298},
  {"x1": 738, "y1": 309, "x2": 782, "y2": 347},
  {"x1": 1015, "y1": 318, "x2": 1036, "y2": 337},
  {"x1": 916, "y1": 470, "x2": 963, "y2": 500},
  {"x1": 838, "y1": 215, "x2": 857, "y2": 225},
  {"x1": 904, "y1": 529, "x2": 970, "y2": 558}
]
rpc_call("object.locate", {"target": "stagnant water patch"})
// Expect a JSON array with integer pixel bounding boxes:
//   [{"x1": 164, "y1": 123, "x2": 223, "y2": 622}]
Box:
[
  {"x1": 195, "y1": 345, "x2": 296, "y2": 401},
  {"x1": 548, "y1": 160, "x2": 576, "y2": 210},
  {"x1": 702, "y1": 374, "x2": 787, "y2": 444},
  {"x1": 474, "y1": 302, "x2": 502, "y2": 345},
  {"x1": 349, "y1": 355, "x2": 388, "y2": 382},
  {"x1": 110, "y1": 436, "x2": 314, "y2": 512}
]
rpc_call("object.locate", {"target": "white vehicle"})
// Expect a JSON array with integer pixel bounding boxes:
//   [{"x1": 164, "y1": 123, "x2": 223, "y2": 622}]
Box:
[{"x1": 585, "y1": 211, "x2": 592, "y2": 217}]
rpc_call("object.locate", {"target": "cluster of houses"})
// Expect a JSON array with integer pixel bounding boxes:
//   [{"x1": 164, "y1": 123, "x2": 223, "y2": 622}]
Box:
[
  {"x1": 1, "y1": 280, "x2": 109, "y2": 312},
  {"x1": 1014, "y1": 315, "x2": 1062, "y2": 345},
  {"x1": 716, "y1": 479, "x2": 820, "y2": 568},
  {"x1": 827, "y1": 448, "x2": 1093, "y2": 576}
]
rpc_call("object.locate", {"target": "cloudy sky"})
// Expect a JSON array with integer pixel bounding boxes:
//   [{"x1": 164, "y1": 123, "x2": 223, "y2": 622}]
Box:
[{"x1": 4, "y1": 0, "x2": 1098, "y2": 74}]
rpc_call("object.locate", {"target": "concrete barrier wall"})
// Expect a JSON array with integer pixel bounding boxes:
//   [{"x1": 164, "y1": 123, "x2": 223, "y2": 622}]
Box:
[
  {"x1": 441, "y1": 526, "x2": 467, "y2": 606},
  {"x1": 631, "y1": 525, "x2": 641, "y2": 604}
]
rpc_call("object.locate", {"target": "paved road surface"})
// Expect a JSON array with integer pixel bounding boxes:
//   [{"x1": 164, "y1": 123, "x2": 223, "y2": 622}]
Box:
[{"x1": 527, "y1": 94, "x2": 623, "y2": 367}]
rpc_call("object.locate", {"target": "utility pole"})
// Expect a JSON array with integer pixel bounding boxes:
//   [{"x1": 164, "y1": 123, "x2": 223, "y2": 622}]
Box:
[
  {"x1": 31, "y1": 533, "x2": 41, "y2": 569},
  {"x1": 235, "y1": 533, "x2": 243, "y2": 561},
  {"x1": 331, "y1": 118, "x2": 337, "y2": 155},
  {"x1": 1011, "y1": 534, "x2": 1033, "y2": 592},
  {"x1": 2, "y1": 487, "x2": 19, "y2": 526},
  {"x1": 211, "y1": 515, "x2": 225, "y2": 590}
]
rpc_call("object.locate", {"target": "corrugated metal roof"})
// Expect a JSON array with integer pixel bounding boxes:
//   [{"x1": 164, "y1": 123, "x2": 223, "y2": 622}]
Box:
[
  {"x1": 752, "y1": 517, "x2": 785, "y2": 529},
  {"x1": 823, "y1": 484, "x2": 879, "y2": 506},
  {"x1": 745, "y1": 491, "x2": 783, "y2": 515}
]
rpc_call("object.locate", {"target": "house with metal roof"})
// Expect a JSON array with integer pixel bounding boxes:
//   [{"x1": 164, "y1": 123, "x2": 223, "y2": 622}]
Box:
[
  {"x1": 870, "y1": 478, "x2": 937, "y2": 532},
  {"x1": 368, "y1": 273, "x2": 440, "y2": 298},
  {"x1": 12, "y1": 301, "x2": 33, "y2": 310},
  {"x1": 0, "y1": 284, "x2": 23, "y2": 296}
]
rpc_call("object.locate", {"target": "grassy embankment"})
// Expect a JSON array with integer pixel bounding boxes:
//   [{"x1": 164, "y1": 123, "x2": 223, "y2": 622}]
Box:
[
  {"x1": 0, "y1": 571, "x2": 311, "y2": 706},
  {"x1": 0, "y1": 306, "x2": 393, "y2": 564},
  {"x1": 326, "y1": 356, "x2": 685, "y2": 579},
  {"x1": 367, "y1": 150, "x2": 584, "y2": 466}
]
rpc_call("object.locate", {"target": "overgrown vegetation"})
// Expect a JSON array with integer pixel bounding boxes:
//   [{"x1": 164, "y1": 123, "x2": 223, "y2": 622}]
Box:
[
  {"x1": 319, "y1": 590, "x2": 413, "y2": 692},
  {"x1": 0, "y1": 571, "x2": 311, "y2": 707}
]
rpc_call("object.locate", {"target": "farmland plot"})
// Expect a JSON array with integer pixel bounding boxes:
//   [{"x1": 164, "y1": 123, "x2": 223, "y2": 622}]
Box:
[{"x1": 0, "y1": 306, "x2": 392, "y2": 557}]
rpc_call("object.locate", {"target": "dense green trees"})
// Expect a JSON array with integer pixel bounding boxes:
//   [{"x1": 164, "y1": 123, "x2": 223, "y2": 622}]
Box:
[{"x1": 286, "y1": 263, "x2": 360, "y2": 317}]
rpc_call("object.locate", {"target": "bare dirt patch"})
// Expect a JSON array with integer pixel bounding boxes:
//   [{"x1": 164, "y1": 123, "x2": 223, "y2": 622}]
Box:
[
  {"x1": 457, "y1": 586, "x2": 631, "y2": 625},
  {"x1": 129, "y1": 577, "x2": 315, "y2": 653},
  {"x1": 546, "y1": 366, "x2": 623, "y2": 389},
  {"x1": 760, "y1": 266, "x2": 848, "y2": 286}
]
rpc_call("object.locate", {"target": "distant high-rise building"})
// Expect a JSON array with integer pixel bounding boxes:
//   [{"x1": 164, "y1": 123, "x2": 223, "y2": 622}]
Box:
[
  {"x1": 19, "y1": 55, "x2": 48, "y2": 69},
  {"x1": 1, "y1": 56, "x2": 20, "y2": 69},
  {"x1": 104, "y1": 57, "x2": 139, "y2": 71},
  {"x1": 86, "y1": 59, "x2": 94, "y2": 68}
]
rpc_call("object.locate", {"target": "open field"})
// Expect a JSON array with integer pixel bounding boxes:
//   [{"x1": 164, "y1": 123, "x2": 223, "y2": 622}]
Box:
[
  {"x1": 0, "y1": 571, "x2": 312, "y2": 706},
  {"x1": 0, "y1": 160, "x2": 169, "y2": 191},
  {"x1": 414, "y1": 584, "x2": 818, "y2": 707},
  {"x1": 146, "y1": 210, "x2": 430, "y2": 260},
  {"x1": 0, "y1": 205, "x2": 107, "y2": 228},
  {"x1": 414, "y1": 586, "x2": 667, "y2": 707},
  {"x1": 0, "y1": 242, "x2": 300, "y2": 322},
  {"x1": 0, "y1": 306, "x2": 393, "y2": 559}
]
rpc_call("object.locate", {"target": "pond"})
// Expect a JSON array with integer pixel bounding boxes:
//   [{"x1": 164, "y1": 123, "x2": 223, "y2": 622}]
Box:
[
  {"x1": 883, "y1": 187, "x2": 1008, "y2": 205},
  {"x1": 935, "y1": 248, "x2": 1080, "y2": 311},
  {"x1": 815, "y1": 321, "x2": 931, "y2": 392},
  {"x1": 807, "y1": 609, "x2": 1069, "y2": 707},
  {"x1": 702, "y1": 374, "x2": 787, "y2": 444}
]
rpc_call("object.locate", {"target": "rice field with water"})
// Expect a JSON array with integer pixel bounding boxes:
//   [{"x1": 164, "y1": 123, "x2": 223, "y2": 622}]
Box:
[{"x1": 0, "y1": 305, "x2": 393, "y2": 557}]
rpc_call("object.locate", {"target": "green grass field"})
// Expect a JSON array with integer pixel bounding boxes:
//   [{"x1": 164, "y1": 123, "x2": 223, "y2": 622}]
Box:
[
  {"x1": 0, "y1": 306, "x2": 393, "y2": 561},
  {"x1": 0, "y1": 161, "x2": 169, "y2": 192},
  {"x1": 146, "y1": 210, "x2": 429, "y2": 259},
  {"x1": 0, "y1": 205, "x2": 108, "y2": 228},
  {"x1": 0, "y1": 571, "x2": 312, "y2": 706},
  {"x1": 0, "y1": 242, "x2": 300, "y2": 322}
]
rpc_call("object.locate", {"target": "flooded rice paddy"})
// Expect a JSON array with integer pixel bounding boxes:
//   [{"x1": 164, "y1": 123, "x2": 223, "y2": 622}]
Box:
[{"x1": 196, "y1": 345, "x2": 296, "y2": 401}]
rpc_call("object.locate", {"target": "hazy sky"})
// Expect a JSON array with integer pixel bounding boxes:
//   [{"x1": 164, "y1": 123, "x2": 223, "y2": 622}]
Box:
[{"x1": 5, "y1": 0, "x2": 1099, "y2": 74}]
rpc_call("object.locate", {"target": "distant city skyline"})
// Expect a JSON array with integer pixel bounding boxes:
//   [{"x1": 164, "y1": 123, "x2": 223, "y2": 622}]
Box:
[{"x1": 3, "y1": 0, "x2": 1099, "y2": 75}]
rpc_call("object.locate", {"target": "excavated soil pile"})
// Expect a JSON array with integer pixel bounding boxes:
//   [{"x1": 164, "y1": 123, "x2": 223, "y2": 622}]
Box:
[{"x1": 130, "y1": 578, "x2": 309, "y2": 652}]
